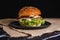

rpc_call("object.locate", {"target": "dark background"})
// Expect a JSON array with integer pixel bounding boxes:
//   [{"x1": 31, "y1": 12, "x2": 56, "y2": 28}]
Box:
[{"x1": 0, "y1": 0, "x2": 60, "y2": 19}]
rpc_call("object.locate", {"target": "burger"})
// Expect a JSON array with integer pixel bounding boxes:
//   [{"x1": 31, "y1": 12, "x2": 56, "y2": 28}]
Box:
[{"x1": 17, "y1": 6, "x2": 45, "y2": 27}]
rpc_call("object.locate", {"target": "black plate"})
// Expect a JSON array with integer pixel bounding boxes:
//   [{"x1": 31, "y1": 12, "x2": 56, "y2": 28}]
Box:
[{"x1": 9, "y1": 21, "x2": 51, "y2": 30}]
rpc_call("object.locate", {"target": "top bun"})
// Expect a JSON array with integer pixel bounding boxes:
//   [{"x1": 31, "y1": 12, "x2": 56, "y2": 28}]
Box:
[{"x1": 18, "y1": 6, "x2": 41, "y2": 18}]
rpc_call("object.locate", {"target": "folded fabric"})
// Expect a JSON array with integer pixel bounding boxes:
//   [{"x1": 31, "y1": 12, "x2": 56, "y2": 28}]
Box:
[
  {"x1": 8, "y1": 31, "x2": 60, "y2": 40},
  {"x1": 41, "y1": 31, "x2": 60, "y2": 40},
  {"x1": 0, "y1": 27, "x2": 10, "y2": 40}
]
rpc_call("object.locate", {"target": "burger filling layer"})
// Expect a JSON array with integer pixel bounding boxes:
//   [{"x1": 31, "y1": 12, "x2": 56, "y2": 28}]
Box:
[{"x1": 19, "y1": 18, "x2": 45, "y2": 27}]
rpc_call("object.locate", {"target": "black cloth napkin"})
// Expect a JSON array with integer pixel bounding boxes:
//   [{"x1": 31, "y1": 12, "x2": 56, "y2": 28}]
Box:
[
  {"x1": 40, "y1": 31, "x2": 60, "y2": 40},
  {"x1": 0, "y1": 27, "x2": 10, "y2": 40}
]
